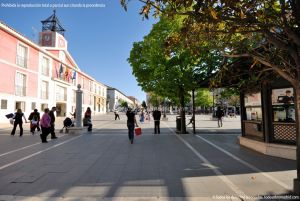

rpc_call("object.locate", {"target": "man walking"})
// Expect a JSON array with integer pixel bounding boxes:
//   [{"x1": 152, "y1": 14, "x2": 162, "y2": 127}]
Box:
[
  {"x1": 216, "y1": 106, "x2": 224, "y2": 127},
  {"x1": 49, "y1": 107, "x2": 58, "y2": 139},
  {"x1": 152, "y1": 109, "x2": 161, "y2": 134},
  {"x1": 126, "y1": 108, "x2": 138, "y2": 144}
]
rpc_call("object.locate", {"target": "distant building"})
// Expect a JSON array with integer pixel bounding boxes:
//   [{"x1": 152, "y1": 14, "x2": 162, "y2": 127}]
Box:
[
  {"x1": 107, "y1": 87, "x2": 134, "y2": 111},
  {"x1": 127, "y1": 96, "x2": 141, "y2": 109},
  {"x1": 0, "y1": 11, "x2": 107, "y2": 122}
]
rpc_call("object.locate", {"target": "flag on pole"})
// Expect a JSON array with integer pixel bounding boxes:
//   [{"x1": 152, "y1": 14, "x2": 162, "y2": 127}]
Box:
[
  {"x1": 72, "y1": 70, "x2": 77, "y2": 80},
  {"x1": 55, "y1": 65, "x2": 59, "y2": 78},
  {"x1": 59, "y1": 64, "x2": 64, "y2": 74},
  {"x1": 65, "y1": 68, "x2": 69, "y2": 81}
]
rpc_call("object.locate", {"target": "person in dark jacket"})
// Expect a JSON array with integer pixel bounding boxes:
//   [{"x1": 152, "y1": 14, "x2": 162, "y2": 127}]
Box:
[
  {"x1": 152, "y1": 109, "x2": 161, "y2": 134},
  {"x1": 48, "y1": 107, "x2": 58, "y2": 139},
  {"x1": 83, "y1": 107, "x2": 92, "y2": 131},
  {"x1": 126, "y1": 108, "x2": 138, "y2": 144},
  {"x1": 28, "y1": 109, "x2": 40, "y2": 134},
  {"x1": 216, "y1": 106, "x2": 224, "y2": 127},
  {"x1": 11, "y1": 109, "x2": 27, "y2": 136}
]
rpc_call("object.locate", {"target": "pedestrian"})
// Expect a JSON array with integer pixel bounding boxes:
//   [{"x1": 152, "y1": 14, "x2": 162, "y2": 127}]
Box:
[
  {"x1": 145, "y1": 111, "x2": 150, "y2": 122},
  {"x1": 114, "y1": 110, "x2": 120, "y2": 120},
  {"x1": 28, "y1": 109, "x2": 40, "y2": 134},
  {"x1": 152, "y1": 109, "x2": 161, "y2": 134},
  {"x1": 11, "y1": 108, "x2": 27, "y2": 136},
  {"x1": 126, "y1": 107, "x2": 138, "y2": 144},
  {"x1": 216, "y1": 106, "x2": 224, "y2": 127},
  {"x1": 39, "y1": 108, "x2": 52, "y2": 143},
  {"x1": 140, "y1": 111, "x2": 145, "y2": 123},
  {"x1": 48, "y1": 107, "x2": 58, "y2": 139},
  {"x1": 83, "y1": 107, "x2": 92, "y2": 131}
]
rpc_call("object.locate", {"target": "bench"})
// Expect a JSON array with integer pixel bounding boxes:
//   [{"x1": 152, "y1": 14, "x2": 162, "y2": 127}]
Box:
[{"x1": 65, "y1": 127, "x2": 84, "y2": 134}]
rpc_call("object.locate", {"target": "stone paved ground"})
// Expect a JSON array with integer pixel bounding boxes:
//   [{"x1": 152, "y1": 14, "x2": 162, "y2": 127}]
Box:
[{"x1": 0, "y1": 113, "x2": 297, "y2": 201}]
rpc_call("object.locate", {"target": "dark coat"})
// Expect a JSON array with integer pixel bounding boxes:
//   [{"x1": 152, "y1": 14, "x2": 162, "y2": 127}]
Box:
[
  {"x1": 153, "y1": 110, "x2": 161, "y2": 121},
  {"x1": 49, "y1": 111, "x2": 55, "y2": 123}
]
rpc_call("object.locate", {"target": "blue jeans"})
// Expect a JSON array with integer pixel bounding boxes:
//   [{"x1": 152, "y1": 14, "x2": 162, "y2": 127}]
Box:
[{"x1": 127, "y1": 123, "x2": 134, "y2": 140}]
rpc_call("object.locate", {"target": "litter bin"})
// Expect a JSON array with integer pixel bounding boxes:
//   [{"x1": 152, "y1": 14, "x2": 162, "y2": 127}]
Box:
[{"x1": 176, "y1": 116, "x2": 181, "y2": 131}]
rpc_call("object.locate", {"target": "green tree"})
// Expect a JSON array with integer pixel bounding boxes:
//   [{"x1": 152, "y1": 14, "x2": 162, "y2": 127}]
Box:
[
  {"x1": 128, "y1": 16, "x2": 203, "y2": 133},
  {"x1": 195, "y1": 88, "x2": 213, "y2": 108},
  {"x1": 148, "y1": 93, "x2": 163, "y2": 109},
  {"x1": 128, "y1": 14, "x2": 223, "y2": 133},
  {"x1": 220, "y1": 88, "x2": 240, "y2": 107},
  {"x1": 120, "y1": 100, "x2": 128, "y2": 109}
]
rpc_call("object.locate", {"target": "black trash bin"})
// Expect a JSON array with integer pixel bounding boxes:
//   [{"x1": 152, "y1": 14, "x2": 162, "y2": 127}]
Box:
[{"x1": 176, "y1": 116, "x2": 181, "y2": 131}]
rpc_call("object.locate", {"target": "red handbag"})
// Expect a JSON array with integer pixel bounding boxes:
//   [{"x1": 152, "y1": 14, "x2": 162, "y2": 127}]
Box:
[{"x1": 135, "y1": 127, "x2": 142, "y2": 136}]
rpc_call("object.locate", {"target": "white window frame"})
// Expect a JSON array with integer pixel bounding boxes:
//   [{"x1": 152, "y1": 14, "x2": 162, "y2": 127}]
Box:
[
  {"x1": 41, "y1": 56, "x2": 50, "y2": 76},
  {"x1": 56, "y1": 85, "x2": 67, "y2": 101},
  {"x1": 15, "y1": 71, "x2": 27, "y2": 96},
  {"x1": 16, "y1": 42, "x2": 29, "y2": 68},
  {"x1": 41, "y1": 80, "x2": 49, "y2": 99}
]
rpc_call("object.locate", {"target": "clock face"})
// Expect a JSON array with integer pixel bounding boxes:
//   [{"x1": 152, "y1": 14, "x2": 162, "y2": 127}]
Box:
[
  {"x1": 43, "y1": 34, "x2": 51, "y2": 41},
  {"x1": 42, "y1": 33, "x2": 52, "y2": 46}
]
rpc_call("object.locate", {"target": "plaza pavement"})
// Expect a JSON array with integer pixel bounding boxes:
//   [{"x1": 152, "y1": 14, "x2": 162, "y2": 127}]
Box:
[{"x1": 0, "y1": 113, "x2": 297, "y2": 201}]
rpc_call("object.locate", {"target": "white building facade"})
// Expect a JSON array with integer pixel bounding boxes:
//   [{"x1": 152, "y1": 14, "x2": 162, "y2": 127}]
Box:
[{"x1": 107, "y1": 87, "x2": 134, "y2": 112}]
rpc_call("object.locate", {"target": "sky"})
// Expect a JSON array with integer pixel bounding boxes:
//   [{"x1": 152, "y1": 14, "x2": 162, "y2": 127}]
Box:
[{"x1": 0, "y1": 0, "x2": 157, "y2": 102}]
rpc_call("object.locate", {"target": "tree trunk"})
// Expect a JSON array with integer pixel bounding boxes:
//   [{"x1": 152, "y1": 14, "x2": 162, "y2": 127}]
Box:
[
  {"x1": 192, "y1": 89, "x2": 196, "y2": 134},
  {"x1": 179, "y1": 88, "x2": 187, "y2": 134},
  {"x1": 294, "y1": 85, "x2": 300, "y2": 194}
]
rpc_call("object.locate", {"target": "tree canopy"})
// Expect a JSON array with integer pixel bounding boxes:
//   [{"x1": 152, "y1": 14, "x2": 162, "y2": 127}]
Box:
[
  {"x1": 195, "y1": 88, "x2": 213, "y2": 108},
  {"x1": 122, "y1": 0, "x2": 300, "y2": 88}
]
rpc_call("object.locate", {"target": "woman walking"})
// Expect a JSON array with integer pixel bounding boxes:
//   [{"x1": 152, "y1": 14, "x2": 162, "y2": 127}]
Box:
[
  {"x1": 11, "y1": 109, "x2": 27, "y2": 136},
  {"x1": 40, "y1": 108, "x2": 52, "y2": 143}
]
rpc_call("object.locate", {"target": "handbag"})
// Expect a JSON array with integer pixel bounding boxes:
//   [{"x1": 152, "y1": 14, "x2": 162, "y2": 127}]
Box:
[{"x1": 135, "y1": 127, "x2": 142, "y2": 136}]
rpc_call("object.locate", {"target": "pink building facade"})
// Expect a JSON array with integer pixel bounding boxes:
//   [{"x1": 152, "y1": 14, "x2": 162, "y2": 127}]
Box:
[{"x1": 0, "y1": 20, "x2": 107, "y2": 123}]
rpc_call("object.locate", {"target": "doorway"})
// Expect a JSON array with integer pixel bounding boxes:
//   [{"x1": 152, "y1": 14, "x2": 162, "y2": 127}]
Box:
[{"x1": 56, "y1": 103, "x2": 66, "y2": 117}]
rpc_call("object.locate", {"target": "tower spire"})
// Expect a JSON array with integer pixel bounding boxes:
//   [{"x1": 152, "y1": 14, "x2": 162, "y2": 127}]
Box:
[{"x1": 41, "y1": 10, "x2": 65, "y2": 36}]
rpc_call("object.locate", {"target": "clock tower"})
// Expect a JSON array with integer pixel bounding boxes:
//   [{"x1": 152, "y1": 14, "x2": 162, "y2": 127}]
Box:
[{"x1": 39, "y1": 10, "x2": 67, "y2": 49}]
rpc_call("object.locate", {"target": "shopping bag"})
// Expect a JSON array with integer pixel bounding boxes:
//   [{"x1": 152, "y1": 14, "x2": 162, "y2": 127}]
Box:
[{"x1": 135, "y1": 127, "x2": 142, "y2": 136}]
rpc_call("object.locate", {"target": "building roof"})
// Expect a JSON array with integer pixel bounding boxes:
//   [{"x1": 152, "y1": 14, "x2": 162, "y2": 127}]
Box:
[{"x1": 41, "y1": 10, "x2": 65, "y2": 36}]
